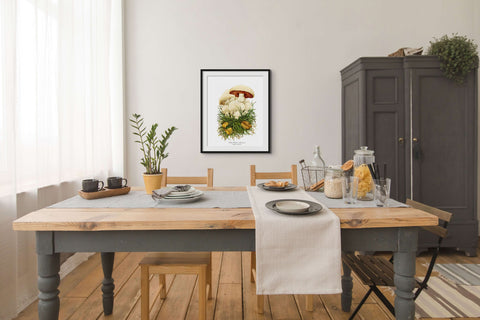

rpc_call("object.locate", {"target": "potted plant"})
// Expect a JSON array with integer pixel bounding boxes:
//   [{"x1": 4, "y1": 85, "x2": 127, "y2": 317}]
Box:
[
  {"x1": 130, "y1": 113, "x2": 177, "y2": 194},
  {"x1": 427, "y1": 34, "x2": 479, "y2": 84}
]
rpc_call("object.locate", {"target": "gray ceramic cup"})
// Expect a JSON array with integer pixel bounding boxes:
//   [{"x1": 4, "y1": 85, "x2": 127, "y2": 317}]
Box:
[
  {"x1": 107, "y1": 177, "x2": 128, "y2": 189},
  {"x1": 82, "y1": 179, "x2": 104, "y2": 192}
]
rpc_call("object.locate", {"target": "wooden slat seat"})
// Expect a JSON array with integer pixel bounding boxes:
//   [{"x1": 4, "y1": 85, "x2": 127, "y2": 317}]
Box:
[
  {"x1": 342, "y1": 253, "x2": 421, "y2": 288},
  {"x1": 140, "y1": 252, "x2": 212, "y2": 266}
]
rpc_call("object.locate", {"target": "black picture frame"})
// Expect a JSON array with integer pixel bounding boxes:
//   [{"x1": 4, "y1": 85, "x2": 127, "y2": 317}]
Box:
[{"x1": 200, "y1": 69, "x2": 270, "y2": 153}]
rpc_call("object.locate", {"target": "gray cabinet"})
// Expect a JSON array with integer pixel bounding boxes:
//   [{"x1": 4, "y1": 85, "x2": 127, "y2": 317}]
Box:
[{"x1": 341, "y1": 56, "x2": 478, "y2": 256}]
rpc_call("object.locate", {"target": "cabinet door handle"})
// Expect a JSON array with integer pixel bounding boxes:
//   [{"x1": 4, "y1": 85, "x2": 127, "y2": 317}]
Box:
[
  {"x1": 398, "y1": 137, "x2": 404, "y2": 144},
  {"x1": 412, "y1": 138, "x2": 422, "y2": 160}
]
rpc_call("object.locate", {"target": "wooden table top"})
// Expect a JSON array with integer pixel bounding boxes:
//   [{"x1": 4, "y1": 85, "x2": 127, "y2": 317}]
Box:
[{"x1": 12, "y1": 187, "x2": 438, "y2": 231}]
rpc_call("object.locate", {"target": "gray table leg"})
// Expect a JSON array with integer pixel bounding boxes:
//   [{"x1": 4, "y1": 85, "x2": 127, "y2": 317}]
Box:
[
  {"x1": 341, "y1": 253, "x2": 353, "y2": 312},
  {"x1": 393, "y1": 228, "x2": 418, "y2": 320},
  {"x1": 101, "y1": 252, "x2": 115, "y2": 315},
  {"x1": 38, "y1": 253, "x2": 60, "y2": 320}
]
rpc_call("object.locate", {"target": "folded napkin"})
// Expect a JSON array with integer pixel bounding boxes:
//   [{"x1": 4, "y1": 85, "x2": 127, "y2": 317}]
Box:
[{"x1": 247, "y1": 186, "x2": 342, "y2": 295}]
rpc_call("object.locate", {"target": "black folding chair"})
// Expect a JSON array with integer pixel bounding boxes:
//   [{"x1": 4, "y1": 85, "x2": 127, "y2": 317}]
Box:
[{"x1": 342, "y1": 199, "x2": 452, "y2": 319}]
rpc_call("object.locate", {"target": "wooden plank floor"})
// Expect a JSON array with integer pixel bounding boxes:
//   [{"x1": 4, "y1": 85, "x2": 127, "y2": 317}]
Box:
[{"x1": 14, "y1": 245, "x2": 480, "y2": 320}]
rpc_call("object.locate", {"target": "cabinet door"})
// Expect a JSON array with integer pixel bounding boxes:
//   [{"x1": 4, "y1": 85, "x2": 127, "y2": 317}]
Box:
[
  {"x1": 366, "y1": 69, "x2": 406, "y2": 201},
  {"x1": 342, "y1": 71, "x2": 365, "y2": 162},
  {"x1": 410, "y1": 68, "x2": 476, "y2": 222}
]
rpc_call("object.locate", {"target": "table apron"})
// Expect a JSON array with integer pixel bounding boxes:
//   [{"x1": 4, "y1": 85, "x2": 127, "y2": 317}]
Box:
[
  {"x1": 37, "y1": 230, "x2": 256, "y2": 254},
  {"x1": 341, "y1": 227, "x2": 419, "y2": 252},
  {"x1": 36, "y1": 227, "x2": 419, "y2": 254}
]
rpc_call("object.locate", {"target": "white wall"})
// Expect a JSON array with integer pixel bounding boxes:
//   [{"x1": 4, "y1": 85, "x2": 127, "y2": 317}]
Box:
[{"x1": 124, "y1": 0, "x2": 480, "y2": 187}]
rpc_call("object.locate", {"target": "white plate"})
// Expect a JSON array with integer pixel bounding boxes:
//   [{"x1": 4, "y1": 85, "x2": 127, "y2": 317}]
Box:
[
  {"x1": 275, "y1": 200, "x2": 310, "y2": 213},
  {"x1": 162, "y1": 192, "x2": 204, "y2": 202},
  {"x1": 167, "y1": 187, "x2": 199, "y2": 196},
  {"x1": 165, "y1": 190, "x2": 204, "y2": 199}
]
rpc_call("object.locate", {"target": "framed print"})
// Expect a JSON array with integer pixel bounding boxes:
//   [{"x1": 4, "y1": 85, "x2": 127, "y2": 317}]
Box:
[{"x1": 201, "y1": 69, "x2": 270, "y2": 153}]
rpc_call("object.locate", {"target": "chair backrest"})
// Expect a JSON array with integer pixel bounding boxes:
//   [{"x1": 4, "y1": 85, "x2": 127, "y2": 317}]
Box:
[
  {"x1": 160, "y1": 168, "x2": 214, "y2": 188},
  {"x1": 250, "y1": 164, "x2": 298, "y2": 186},
  {"x1": 406, "y1": 199, "x2": 452, "y2": 299},
  {"x1": 406, "y1": 199, "x2": 452, "y2": 239}
]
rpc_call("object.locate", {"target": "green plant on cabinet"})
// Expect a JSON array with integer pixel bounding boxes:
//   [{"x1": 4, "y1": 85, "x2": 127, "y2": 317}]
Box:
[{"x1": 427, "y1": 34, "x2": 479, "y2": 84}]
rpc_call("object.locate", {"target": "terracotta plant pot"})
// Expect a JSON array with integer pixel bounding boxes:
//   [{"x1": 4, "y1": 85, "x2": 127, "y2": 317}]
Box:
[{"x1": 143, "y1": 173, "x2": 163, "y2": 194}]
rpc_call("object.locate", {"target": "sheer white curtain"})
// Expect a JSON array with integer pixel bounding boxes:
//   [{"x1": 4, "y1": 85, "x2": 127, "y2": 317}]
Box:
[{"x1": 0, "y1": 0, "x2": 124, "y2": 318}]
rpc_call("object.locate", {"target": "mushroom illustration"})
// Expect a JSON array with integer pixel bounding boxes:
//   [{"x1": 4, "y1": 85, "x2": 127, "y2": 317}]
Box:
[
  {"x1": 219, "y1": 90, "x2": 234, "y2": 105},
  {"x1": 217, "y1": 84, "x2": 256, "y2": 140},
  {"x1": 229, "y1": 85, "x2": 254, "y2": 99}
]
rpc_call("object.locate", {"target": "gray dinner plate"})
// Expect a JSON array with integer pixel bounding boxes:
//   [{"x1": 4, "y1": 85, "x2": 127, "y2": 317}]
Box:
[
  {"x1": 258, "y1": 183, "x2": 297, "y2": 191},
  {"x1": 265, "y1": 199, "x2": 324, "y2": 215}
]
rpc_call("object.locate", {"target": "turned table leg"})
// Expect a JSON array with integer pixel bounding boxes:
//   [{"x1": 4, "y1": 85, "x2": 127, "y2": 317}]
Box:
[
  {"x1": 37, "y1": 253, "x2": 60, "y2": 320},
  {"x1": 101, "y1": 252, "x2": 115, "y2": 315},
  {"x1": 341, "y1": 252, "x2": 353, "y2": 312},
  {"x1": 393, "y1": 228, "x2": 418, "y2": 320}
]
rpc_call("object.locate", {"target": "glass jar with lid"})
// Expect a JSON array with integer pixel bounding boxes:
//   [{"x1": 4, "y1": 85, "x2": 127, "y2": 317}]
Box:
[
  {"x1": 353, "y1": 146, "x2": 375, "y2": 200},
  {"x1": 324, "y1": 167, "x2": 343, "y2": 199}
]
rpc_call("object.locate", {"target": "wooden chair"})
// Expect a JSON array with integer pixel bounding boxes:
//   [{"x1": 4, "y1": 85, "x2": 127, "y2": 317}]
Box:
[
  {"x1": 140, "y1": 168, "x2": 214, "y2": 320},
  {"x1": 249, "y1": 165, "x2": 314, "y2": 313},
  {"x1": 161, "y1": 168, "x2": 213, "y2": 188},
  {"x1": 342, "y1": 199, "x2": 452, "y2": 319},
  {"x1": 249, "y1": 164, "x2": 297, "y2": 187},
  {"x1": 140, "y1": 253, "x2": 211, "y2": 320}
]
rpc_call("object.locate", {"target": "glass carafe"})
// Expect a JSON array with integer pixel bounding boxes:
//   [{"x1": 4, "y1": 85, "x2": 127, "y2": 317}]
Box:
[
  {"x1": 309, "y1": 145, "x2": 326, "y2": 186},
  {"x1": 311, "y1": 145, "x2": 326, "y2": 170},
  {"x1": 353, "y1": 146, "x2": 375, "y2": 200}
]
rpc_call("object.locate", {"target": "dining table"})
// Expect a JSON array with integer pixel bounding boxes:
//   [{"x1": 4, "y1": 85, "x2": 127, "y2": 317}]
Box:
[{"x1": 12, "y1": 186, "x2": 438, "y2": 320}]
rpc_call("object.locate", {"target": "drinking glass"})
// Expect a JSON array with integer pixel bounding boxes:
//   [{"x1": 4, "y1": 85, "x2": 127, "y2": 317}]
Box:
[
  {"x1": 342, "y1": 176, "x2": 359, "y2": 204},
  {"x1": 374, "y1": 178, "x2": 391, "y2": 207}
]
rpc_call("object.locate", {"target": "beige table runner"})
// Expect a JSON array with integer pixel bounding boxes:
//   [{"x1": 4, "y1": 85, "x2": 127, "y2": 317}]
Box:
[{"x1": 247, "y1": 186, "x2": 342, "y2": 295}]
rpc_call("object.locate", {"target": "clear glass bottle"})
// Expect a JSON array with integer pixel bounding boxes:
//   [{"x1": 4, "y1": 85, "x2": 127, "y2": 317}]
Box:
[
  {"x1": 324, "y1": 167, "x2": 344, "y2": 199},
  {"x1": 353, "y1": 146, "x2": 375, "y2": 200},
  {"x1": 311, "y1": 145, "x2": 326, "y2": 186},
  {"x1": 311, "y1": 145, "x2": 326, "y2": 169}
]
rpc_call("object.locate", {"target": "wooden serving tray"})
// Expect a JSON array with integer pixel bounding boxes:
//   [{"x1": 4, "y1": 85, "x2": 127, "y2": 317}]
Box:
[{"x1": 78, "y1": 186, "x2": 131, "y2": 200}]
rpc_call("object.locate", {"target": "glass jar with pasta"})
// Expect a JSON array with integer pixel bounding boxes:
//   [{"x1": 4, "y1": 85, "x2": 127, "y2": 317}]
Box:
[{"x1": 353, "y1": 146, "x2": 375, "y2": 200}]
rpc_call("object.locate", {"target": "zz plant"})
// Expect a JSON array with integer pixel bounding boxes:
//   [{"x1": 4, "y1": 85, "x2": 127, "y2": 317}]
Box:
[
  {"x1": 427, "y1": 34, "x2": 479, "y2": 84},
  {"x1": 130, "y1": 113, "x2": 177, "y2": 174}
]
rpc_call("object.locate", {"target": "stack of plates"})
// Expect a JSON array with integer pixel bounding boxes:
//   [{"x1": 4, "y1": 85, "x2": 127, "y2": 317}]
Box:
[{"x1": 161, "y1": 187, "x2": 204, "y2": 202}]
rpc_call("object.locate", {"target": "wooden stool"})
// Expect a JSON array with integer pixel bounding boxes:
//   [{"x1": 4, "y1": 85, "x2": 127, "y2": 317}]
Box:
[{"x1": 139, "y1": 252, "x2": 212, "y2": 320}]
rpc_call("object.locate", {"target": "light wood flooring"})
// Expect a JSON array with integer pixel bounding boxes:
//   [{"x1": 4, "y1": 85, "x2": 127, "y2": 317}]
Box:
[{"x1": 14, "y1": 246, "x2": 480, "y2": 320}]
